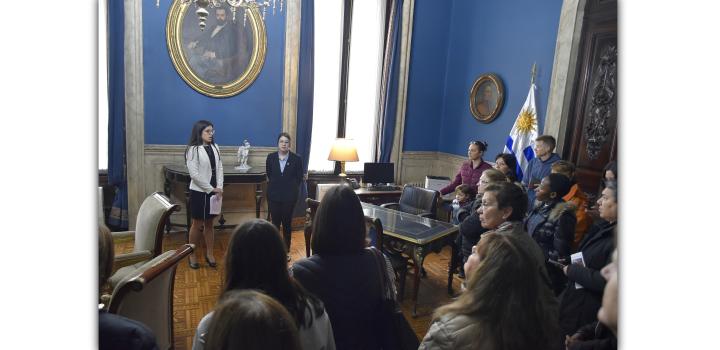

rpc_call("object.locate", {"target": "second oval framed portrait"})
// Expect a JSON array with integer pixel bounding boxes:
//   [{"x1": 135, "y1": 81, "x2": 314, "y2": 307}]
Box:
[
  {"x1": 166, "y1": 2, "x2": 267, "y2": 98},
  {"x1": 469, "y1": 73, "x2": 504, "y2": 123}
]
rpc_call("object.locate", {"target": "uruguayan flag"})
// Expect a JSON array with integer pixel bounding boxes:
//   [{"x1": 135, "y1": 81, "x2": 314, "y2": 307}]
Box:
[{"x1": 503, "y1": 84, "x2": 539, "y2": 181}]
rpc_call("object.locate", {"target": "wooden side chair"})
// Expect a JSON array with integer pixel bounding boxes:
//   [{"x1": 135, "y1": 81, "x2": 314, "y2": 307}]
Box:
[
  {"x1": 304, "y1": 198, "x2": 320, "y2": 257},
  {"x1": 107, "y1": 244, "x2": 194, "y2": 350},
  {"x1": 366, "y1": 216, "x2": 408, "y2": 301}
]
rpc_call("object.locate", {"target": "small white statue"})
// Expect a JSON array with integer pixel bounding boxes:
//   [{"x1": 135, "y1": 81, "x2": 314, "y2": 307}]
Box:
[{"x1": 235, "y1": 139, "x2": 252, "y2": 170}]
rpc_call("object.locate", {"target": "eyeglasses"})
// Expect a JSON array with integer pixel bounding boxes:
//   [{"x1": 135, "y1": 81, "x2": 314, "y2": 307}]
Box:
[{"x1": 203, "y1": 129, "x2": 215, "y2": 134}]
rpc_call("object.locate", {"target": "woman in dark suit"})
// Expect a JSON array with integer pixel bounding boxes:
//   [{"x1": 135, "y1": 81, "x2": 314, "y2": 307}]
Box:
[{"x1": 266, "y1": 132, "x2": 304, "y2": 252}]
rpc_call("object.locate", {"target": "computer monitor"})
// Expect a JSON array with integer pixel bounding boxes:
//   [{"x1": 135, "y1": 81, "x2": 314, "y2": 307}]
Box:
[{"x1": 363, "y1": 162, "x2": 395, "y2": 185}]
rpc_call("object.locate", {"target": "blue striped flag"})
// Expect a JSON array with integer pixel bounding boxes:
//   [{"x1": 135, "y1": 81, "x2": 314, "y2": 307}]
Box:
[{"x1": 503, "y1": 84, "x2": 539, "y2": 181}]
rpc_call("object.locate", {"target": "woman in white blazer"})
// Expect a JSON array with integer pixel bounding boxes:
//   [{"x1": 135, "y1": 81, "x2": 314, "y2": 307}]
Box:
[{"x1": 185, "y1": 120, "x2": 224, "y2": 269}]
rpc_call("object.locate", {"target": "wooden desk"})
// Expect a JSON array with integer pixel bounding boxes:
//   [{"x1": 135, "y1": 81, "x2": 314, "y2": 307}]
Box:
[
  {"x1": 354, "y1": 187, "x2": 402, "y2": 205},
  {"x1": 163, "y1": 165, "x2": 266, "y2": 231},
  {"x1": 361, "y1": 202, "x2": 458, "y2": 316}
]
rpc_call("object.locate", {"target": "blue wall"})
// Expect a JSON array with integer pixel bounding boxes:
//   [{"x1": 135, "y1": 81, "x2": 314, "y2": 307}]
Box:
[
  {"x1": 403, "y1": 1, "x2": 454, "y2": 152},
  {"x1": 142, "y1": 2, "x2": 287, "y2": 147},
  {"x1": 404, "y1": 0, "x2": 563, "y2": 158}
]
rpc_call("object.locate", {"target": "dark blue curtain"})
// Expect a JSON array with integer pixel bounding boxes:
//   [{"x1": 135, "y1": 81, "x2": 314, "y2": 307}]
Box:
[
  {"x1": 293, "y1": 0, "x2": 315, "y2": 218},
  {"x1": 376, "y1": 0, "x2": 404, "y2": 163},
  {"x1": 107, "y1": 0, "x2": 128, "y2": 230}
]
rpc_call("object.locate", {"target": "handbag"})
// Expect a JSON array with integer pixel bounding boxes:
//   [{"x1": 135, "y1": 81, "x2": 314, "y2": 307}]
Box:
[{"x1": 369, "y1": 247, "x2": 420, "y2": 350}]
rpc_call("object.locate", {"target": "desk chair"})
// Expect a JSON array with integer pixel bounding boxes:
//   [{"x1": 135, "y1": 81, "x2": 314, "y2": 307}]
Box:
[{"x1": 380, "y1": 185, "x2": 440, "y2": 219}]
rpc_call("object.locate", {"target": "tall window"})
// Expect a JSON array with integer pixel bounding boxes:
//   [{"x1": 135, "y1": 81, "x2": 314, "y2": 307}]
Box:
[{"x1": 308, "y1": 0, "x2": 385, "y2": 172}]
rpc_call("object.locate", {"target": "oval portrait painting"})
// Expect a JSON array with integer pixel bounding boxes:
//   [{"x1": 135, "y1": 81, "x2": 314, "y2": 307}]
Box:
[
  {"x1": 469, "y1": 73, "x2": 504, "y2": 123},
  {"x1": 166, "y1": 2, "x2": 267, "y2": 98}
]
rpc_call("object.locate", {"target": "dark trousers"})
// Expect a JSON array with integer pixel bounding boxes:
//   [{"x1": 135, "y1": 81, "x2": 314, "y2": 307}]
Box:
[{"x1": 268, "y1": 200, "x2": 296, "y2": 250}]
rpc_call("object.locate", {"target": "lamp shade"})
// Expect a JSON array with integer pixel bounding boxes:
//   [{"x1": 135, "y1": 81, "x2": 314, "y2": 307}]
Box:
[{"x1": 328, "y1": 138, "x2": 359, "y2": 162}]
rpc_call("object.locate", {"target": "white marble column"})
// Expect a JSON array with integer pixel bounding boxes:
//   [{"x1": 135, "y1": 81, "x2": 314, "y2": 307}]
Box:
[
  {"x1": 544, "y1": 0, "x2": 586, "y2": 155},
  {"x1": 124, "y1": 0, "x2": 145, "y2": 230}
]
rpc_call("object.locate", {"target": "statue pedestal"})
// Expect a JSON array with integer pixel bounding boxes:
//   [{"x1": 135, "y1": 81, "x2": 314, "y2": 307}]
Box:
[{"x1": 234, "y1": 165, "x2": 252, "y2": 172}]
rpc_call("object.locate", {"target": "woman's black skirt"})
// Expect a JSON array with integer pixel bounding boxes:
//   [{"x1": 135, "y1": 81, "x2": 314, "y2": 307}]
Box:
[{"x1": 189, "y1": 190, "x2": 217, "y2": 220}]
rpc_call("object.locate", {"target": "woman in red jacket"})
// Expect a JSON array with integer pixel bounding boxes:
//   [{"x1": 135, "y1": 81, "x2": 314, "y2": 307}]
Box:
[{"x1": 440, "y1": 140, "x2": 492, "y2": 197}]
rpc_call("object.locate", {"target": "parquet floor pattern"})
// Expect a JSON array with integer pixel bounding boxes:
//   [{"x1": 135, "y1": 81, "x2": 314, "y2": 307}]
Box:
[{"x1": 115, "y1": 215, "x2": 463, "y2": 350}]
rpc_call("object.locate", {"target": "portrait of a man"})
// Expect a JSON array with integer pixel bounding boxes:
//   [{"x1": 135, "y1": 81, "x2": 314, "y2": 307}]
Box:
[
  {"x1": 182, "y1": 6, "x2": 254, "y2": 85},
  {"x1": 469, "y1": 73, "x2": 504, "y2": 123},
  {"x1": 475, "y1": 83, "x2": 497, "y2": 116}
]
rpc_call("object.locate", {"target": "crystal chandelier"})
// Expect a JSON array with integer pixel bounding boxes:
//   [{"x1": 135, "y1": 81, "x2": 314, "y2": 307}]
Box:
[{"x1": 157, "y1": 0, "x2": 283, "y2": 30}]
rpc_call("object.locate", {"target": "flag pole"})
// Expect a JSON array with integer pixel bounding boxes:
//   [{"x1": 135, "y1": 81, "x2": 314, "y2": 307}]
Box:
[{"x1": 530, "y1": 62, "x2": 537, "y2": 85}]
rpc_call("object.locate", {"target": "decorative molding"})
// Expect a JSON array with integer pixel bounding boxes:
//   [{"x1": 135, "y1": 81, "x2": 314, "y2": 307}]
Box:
[
  {"x1": 584, "y1": 44, "x2": 616, "y2": 159},
  {"x1": 125, "y1": 0, "x2": 146, "y2": 230},
  {"x1": 282, "y1": 0, "x2": 301, "y2": 149},
  {"x1": 545, "y1": 0, "x2": 586, "y2": 155},
  {"x1": 391, "y1": 0, "x2": 415, "y2": 183}
]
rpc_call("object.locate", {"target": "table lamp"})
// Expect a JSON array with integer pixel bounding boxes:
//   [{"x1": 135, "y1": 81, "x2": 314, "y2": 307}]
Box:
[{"x1": 328, "y1": 138, "x2": 359, "y2": 177}]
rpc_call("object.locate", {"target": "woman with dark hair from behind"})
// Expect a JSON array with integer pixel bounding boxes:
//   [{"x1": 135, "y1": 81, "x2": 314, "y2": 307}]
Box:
[
  {"x1": 559, "y1": 181, "x2": 618, "y2": 339},
  {"x1": 98, "y1": 225, "x2": 159, "y2": 350},
  {"x1": 419, "y1": 232, "x2": 560, "y2": 350},
  {"x1": 193, "y1": 219, "x2": 334, "y2": 350},
  {"x1": 292, "y1": 185, "x2": 398, "y2": 350},
  {"x1": 494, "y1": 153, "x2": 519, "y2": 183},
  {"x1": 204, "y1": 290, "x2": 302, "y2": 350}
]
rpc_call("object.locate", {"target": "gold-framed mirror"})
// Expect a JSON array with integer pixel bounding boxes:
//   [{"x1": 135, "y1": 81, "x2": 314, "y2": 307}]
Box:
[
  {"x1": 469, "y1": 73, "x2": 504, "y2": 123},
  {"x1": 166, "y1": 2, "x2": 267, "y2": 98}
]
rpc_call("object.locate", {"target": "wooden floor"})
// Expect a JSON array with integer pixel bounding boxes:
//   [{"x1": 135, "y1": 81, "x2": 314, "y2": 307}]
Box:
[{"x1": 118, "y1": 214, "x2": 463, "y2": 350}]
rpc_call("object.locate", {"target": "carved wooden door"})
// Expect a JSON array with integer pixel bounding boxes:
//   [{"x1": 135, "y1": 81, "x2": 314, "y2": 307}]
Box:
[{"x1": 563, "y1": 0, "x2": 617, "y2": 201}]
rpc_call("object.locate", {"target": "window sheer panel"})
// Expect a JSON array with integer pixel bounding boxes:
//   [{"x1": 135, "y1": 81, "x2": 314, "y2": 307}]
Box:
[
  {"x1": 344, "y1": 0, "x2": 383, "y2": 172},
  {"x1": 308, "y1": 0, "x2": 344, "y2": 172},
  {"x1": 98, "y1": 0, "x2": 108, "y2": 170}
]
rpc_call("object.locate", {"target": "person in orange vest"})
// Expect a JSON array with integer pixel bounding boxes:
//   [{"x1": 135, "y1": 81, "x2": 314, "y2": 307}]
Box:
[{"x1": 551, "y1": 161, "x2": 591, "y2": 251}]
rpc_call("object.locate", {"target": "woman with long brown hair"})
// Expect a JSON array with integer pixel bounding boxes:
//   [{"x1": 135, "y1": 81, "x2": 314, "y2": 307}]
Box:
[{"x1": 419, "y1": 231, "x2": 561, "y2": 350}]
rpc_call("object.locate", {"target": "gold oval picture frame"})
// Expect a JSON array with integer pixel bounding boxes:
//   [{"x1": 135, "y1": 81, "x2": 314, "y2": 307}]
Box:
[
  {"x1": 166, "y1": 2, "x2": 267, "y2": 98},
  {"x1": 469, "y1": 73, "x2": 504, "y2": 123}
]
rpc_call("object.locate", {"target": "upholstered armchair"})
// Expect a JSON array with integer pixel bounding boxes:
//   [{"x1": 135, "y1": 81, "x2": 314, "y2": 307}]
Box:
[
  {"x1": 108, "y1": 192, "x2": 179, "y2": 287},
  {"x1": 380, "y1": 186, "x2": 440, "y2": 219},
  {"x1": 107, "y1": 244, "x2": 194, "y2": 350}
]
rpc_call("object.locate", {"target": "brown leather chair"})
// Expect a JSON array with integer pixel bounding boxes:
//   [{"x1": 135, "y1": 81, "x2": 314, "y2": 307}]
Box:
[
  {"x1": 108, "y1": 244, "x2": 194, "y2": 350},
  {"x1": 109, "y1": 192, "x2": 180, "y2": 287},
  {"x1": 380, "y1": 185, "x2": 440, "y2": 219}
]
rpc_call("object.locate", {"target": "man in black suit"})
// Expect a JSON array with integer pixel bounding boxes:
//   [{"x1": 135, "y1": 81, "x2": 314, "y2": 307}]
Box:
[{"x1": 266, "y1": 132, "x2": 304, "y2": 253}]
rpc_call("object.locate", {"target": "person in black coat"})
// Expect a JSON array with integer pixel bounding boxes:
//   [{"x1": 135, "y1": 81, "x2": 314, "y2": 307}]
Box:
[
  {"x1": 266, "y1": 132, "x2": 304, "y2": 251},
  {"x1": 525, "y1": 173, "x2": 577, "y2": 295},
  {"x1": 292, "y1": 185, "x2": 396, "y2": 350},
  {"x1": 558, "y1": 181, "x2": 618, "y2": 337}
]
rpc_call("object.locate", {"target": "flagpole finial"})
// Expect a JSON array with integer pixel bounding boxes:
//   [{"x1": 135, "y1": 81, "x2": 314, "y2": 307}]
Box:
[{"x1": 530, "y1": 62, "x2": 537, "y2": 85}]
